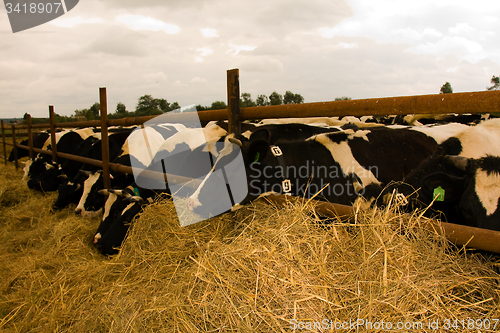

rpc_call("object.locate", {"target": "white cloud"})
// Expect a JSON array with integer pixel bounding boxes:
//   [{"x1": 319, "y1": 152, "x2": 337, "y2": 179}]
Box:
[
  {"x1": 446, "y1": 66, "x2": 460, "y2": 73},
  {"x1": 195, "y1": 47, "x2": 214, "y2": 62},
  {"x1": 201, "y1": 28, "x2": 219, "y2": 38},
  {"x1": 448, "y1": 23, "x2": 475, "y2": 35},
  {"x1": 50, "y1": 16, "x2": 103, "y2": 28},
  {"x1": 335, "y1": 42, "x2": 358, "y2": 49},
  {"x1": 408, "y1": 36, "x2": 484, "y2": 63},
  {"x1": 191, "y1": 77, "x2": 208, "y2": 83},
  {"x1": 115, "y1": 14, "x2": 180, "y2": 34},
  {"x1": 227, "y1": 43, "x2": 256, "y2": 56}
]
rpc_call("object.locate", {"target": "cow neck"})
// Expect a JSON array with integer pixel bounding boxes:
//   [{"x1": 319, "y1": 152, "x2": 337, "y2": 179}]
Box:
[{"x1": 270, "y1": 145, "x2": 291, "y2": 195}]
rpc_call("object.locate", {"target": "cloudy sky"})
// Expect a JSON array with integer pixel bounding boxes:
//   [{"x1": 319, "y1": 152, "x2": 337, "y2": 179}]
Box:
[{"x1": 1, "y1": 0, "x2": 499, "y2": 118}]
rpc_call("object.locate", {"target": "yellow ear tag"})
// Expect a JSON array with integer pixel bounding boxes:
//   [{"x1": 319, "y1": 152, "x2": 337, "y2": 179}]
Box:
[{"x1": 433, "y1": 186, "x2": 445, "y2": 202}]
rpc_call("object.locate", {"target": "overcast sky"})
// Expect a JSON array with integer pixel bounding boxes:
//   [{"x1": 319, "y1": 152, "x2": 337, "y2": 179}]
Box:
[{"x1": 1, "y1": 0, "x2": 499, "y2": 118}]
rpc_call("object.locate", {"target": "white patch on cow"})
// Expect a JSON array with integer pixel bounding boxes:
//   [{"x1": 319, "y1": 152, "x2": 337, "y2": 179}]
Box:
[
  {"x1": 75, "y1": 172, "x2": 101, "y2": 213},
  {"x1": 474, "y1": 168, "x2": 500, "y2": 216},
  {"x1": 410, "y1": 123, "x2": 469, "y2": 144},
  {"x1": 67, "y1": 181, "x2": 74, "y2": 186},
  {"x1": 345, "y1": 129, "x2": 371, "y2": 141},
  {"x1": 93, "y1": 232, "x2": 101, "y2": 244},
  {"x1": 121, "y1": 202, "x2": 136, "y2": 215},
  {"x1": 158, "y1": 123, "x2": 226, "y2": 154},
  {"x1": 259, "y1": 117, "x2": 383, "y2": 128},
  {"x1": 457, "y1": 119, "x2": 500, "y2": 158},
  {"x1": 102, "y1": 193, "x2": 118, "y2": 223},
  {"x1": 22, "y1": 159, "x2": 33, "y2": 181},
  {"x1": 312, "y1": 134, "x2": 381, "y2": 188},
  {"x1": 41, "y1": 130, "x2": 70, "y2": 150},
  {"x1": 120, "y1": 127, "x2": 167, "y2": 166},
  {"x1": 74, "y1": 127, "x2": 96, "y2": 140}
]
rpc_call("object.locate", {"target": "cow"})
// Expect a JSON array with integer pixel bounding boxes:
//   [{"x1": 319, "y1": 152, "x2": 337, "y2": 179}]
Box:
[
  {"x1": 379, "y1": 118, "x2": 500, "y2": 229},
  {"x1": 8, "y1": 131, "x2": 50, "y2": 161},
  {"x1": 53, "y1": 128, "x2": 135, "y2": 210},
  {"x1": 93, "y1": 184, "x2": 157, "y2": 255},
  {"x1": 74, "y1": 124, "x2": 186, "y2": 217},
  {"x1": 23, "y1": 128, "x2": 97, "y2": 191},
  {"x1": 186, "y1": 122, "x2": 470, "y2": 218}
]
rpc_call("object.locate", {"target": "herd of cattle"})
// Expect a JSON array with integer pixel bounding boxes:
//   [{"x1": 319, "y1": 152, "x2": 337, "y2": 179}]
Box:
[{"x1": 11, "y1": 113, "x2": 500, "y2": 255}]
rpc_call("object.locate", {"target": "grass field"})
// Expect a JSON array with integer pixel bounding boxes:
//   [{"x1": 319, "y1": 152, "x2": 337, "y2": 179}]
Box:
[{"x1": 0, "y1": 162, "x2": 499, "y2": 332}]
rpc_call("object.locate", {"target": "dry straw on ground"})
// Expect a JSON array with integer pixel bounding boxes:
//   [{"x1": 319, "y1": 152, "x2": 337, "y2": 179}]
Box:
[{"x1": 0, "y1": 162, "x2": 499, "y2": 332}]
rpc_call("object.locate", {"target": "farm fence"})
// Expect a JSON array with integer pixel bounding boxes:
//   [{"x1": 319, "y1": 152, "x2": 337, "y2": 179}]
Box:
[{"x1": 1, "y1": 68, "x2": 500, "y2": 252}]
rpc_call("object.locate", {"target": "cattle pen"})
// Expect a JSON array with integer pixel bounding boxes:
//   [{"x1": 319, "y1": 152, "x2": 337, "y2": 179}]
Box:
[{"x1": 2, "y1": 68, "x2": 500, "y2": 254}]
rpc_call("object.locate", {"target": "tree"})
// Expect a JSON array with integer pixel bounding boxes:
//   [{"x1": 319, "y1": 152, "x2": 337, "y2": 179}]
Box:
[
  {"x1": 269, "y1": 91, "x2": 283, "y2": 106},
  {"x1": 256, "y1": 94, "x2": 270, "y2": 107},
  {"x1": 335, "y1": 96, "x2": 351, "y2": 101},
  {"x1": 116, "y1": 102, "x2": 127, "y2": 114},
  {"x1": 211, "y1": 101, "x2": 227, "y2": 110},
  {"x1": 90, "y1": 102, "x2": 100, "y2": 119},
  {"x1": 240, "y1": 92, "x2": 256, "y2": 107},
  {"x1": 487, "y1": 75, "x2": 500, "y2": 91},
  {"x1": 283, "y1": 91, "x2": 304, "y2": 104},
  {"x1": 170, "y1": 102, "x2": 180, "y2": 110},
  {"x1": 440, "y1": 82, "x2": 453, "y2": 94}
]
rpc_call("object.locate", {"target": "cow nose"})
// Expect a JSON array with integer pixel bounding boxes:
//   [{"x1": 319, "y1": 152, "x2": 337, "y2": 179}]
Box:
[{"x1": 75, "y1": 208, "x2": 82, "y2": 215}]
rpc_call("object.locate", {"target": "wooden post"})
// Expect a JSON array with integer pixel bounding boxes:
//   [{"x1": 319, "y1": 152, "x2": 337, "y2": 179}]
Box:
[
  {"x1": 227, "y1": 68, "x2": 241, "y2": 136},
  {"x1": 26, "y1": 114, "x2": 34, "y2": 159},
  {"x1": 11, "y1": 125, "x2": 18, "y2": 169},
  {"x1": 49, "y1": 106, "x2": 58, "y2": 163},
  {"x1": 1, "y1": 120, "x2": 6, "y2": 165},
  {"x1": 99, "y1": 87, "x2": 111, "y2": 190}
]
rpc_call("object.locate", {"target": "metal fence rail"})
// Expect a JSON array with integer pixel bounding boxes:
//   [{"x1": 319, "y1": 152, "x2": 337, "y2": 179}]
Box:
[{"x1": 2, "y1": 68, "x2": 500, "y2": 252}]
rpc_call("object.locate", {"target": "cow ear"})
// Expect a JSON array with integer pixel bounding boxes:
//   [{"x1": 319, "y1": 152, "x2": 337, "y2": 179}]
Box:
[
  {"x1": 249, "y1": 128, "x2": 271, "y2": 142},
  {"x1": 421, "y1": 172, "x2": 466, "y2": 202},
  {"x1": 445, "y1": 155, "x2": 470, "y2": 171},
  {"x1": 247, "y1": 139, "x2": 270, "y2": 163}
]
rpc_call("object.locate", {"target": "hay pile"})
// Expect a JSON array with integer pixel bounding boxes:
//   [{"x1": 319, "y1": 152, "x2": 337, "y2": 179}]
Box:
[{"x1": 1, "y1": 163, "x2": 499, "y2": 332}]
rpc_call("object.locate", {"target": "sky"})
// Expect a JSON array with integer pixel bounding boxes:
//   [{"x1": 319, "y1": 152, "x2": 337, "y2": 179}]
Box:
[{"x1": 1, "y1": 0, "x2": 499, "y2": 118}]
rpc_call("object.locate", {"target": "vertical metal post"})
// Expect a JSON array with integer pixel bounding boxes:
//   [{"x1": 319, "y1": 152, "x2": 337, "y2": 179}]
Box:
[
  {"x1": 100, "y1": 87, "x2": 111, "y2": 190},
  {"x1": 11, "y1": 125, "x2": 18, "y2": 169},
  {"x1": 49, "y1": 106, "x2": 58, "y2": 163},
  {"x1": 1, "y1": 120, "x2": 6, "y2": 165},
  {"x1": 227, "y1": 68, "x2": 241, "y2": 136},
  {"x1": 26, "y1": 114, "x2": 34, "y2": 159}
]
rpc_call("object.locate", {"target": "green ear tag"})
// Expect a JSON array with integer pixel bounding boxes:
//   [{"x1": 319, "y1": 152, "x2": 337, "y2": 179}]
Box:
[
  {"x1": 433, "y1": 186, "x2": 445, "y2": 202},
  {"x1": 253, "y1": 152, "x2": 260, "y2": 162},
  {"x1": 133, "y1": 187, "x2": 140, "y2": 197}
]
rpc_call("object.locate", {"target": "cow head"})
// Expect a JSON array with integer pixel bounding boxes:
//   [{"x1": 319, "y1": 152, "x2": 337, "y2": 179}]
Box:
[{"x1": 75, "y1": 171, "x2": 105, "y2": 218}]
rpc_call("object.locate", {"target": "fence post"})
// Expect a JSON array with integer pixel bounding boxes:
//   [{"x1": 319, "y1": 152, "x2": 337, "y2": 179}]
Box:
[
  {"x1": 99, "y1": 87, "x2": 111, "y2": 190},
  {"x1": 11, "y1": 125, "x2": 18, "y2": 169},
  {"x1": 26, "y1": 114, "x2": 34, "y2": 159},
  {"x1": 49, "y1": 106, "x2": 58, "y2": 163},
  {"x1": 1, "y1": 120, "x2": 6, "y2": 165},
  {"x1": 227, "y1": 68, "x2": 241, "y2": 136}
]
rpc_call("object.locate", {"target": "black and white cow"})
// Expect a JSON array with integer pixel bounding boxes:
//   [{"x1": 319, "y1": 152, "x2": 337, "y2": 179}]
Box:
[
  {"x1": 9, "y1": 131, "x2": 51, "y2": 161},
  {"x1": 93, "y1": 184, "x2": 157, "y2": 255},
  {"x1": 186, "y1": 122, "x2": 470, "y2": 218},
  {"x1": 23, "y1": 128, "x2": 97, "y2": 191},
  {"x1": 53, "y1": 128, "x2": 135, "y2": 210},
  {"x1": 379, "y1": 119, "x2": 500, "y2": 229},
  {"x1": 74, "y1": 124, "x2": 186, "y2": 217}
]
